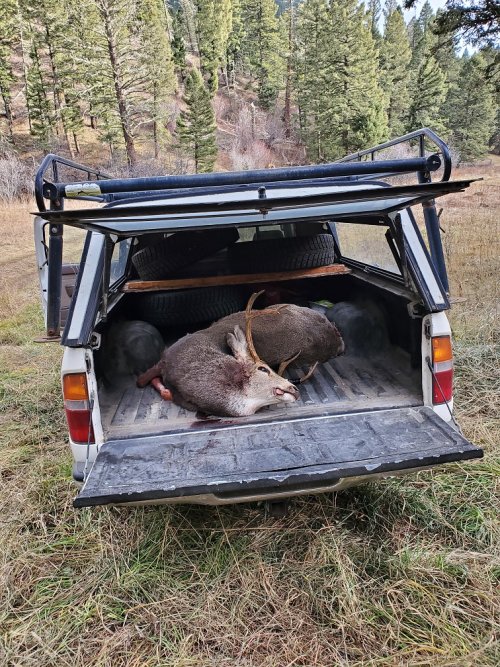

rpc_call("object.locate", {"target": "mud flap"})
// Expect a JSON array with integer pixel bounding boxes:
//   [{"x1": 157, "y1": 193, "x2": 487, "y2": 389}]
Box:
[{"x1": 74, "y1": 407, "x2": 482, "y2": 508}]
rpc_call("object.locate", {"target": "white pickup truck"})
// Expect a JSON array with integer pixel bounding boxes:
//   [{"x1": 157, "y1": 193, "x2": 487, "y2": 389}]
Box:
[{"x1": 33, "y1": 128, "x2": 482, "y2": 509}]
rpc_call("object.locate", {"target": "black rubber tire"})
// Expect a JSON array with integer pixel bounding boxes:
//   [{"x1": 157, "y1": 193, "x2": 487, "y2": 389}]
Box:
[
  {"x1": 228, "y1": 234, "x2": 336, "y2": 273},
  {"x1": 131, "y1": 228, "x2": 239, "y2": 281},
  {"x1": 134, "y1": 286, "x2": 245, "y2": 328}
]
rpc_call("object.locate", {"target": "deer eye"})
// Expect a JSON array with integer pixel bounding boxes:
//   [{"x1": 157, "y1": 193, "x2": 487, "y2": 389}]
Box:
[{"x1": 257, "y1": 365, "x2": 270, "y2": 374}]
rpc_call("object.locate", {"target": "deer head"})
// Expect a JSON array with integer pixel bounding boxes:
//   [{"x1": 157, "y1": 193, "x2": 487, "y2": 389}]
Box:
[{"x1": 222, "y1": 291, "x2": 300, "y2": 415}]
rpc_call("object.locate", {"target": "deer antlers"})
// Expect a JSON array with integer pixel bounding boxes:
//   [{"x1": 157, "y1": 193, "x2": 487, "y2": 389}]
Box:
[
  {"x1": 244, "y1": 292, "x2": 320, "y2": 383},
  {"x1": 244, "y1": 291, "x2": 289, "y2": 364},
  {"x1": 244, "y1": 291, "x2": 264, "y2": 363}
]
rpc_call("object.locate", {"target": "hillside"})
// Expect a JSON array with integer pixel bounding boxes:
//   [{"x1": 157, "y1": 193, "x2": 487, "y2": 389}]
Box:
[{"x1": 0, "y1": 0, "x2": 498, "y2": 181}]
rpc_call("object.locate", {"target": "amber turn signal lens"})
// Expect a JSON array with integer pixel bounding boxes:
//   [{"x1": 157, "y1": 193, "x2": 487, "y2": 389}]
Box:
[
  {"x1": 63, "y1": 373, "x2": 89, "y2": 401},
  {"x1": 432, "y1": 336, "x2": 453, "y2": 364}
]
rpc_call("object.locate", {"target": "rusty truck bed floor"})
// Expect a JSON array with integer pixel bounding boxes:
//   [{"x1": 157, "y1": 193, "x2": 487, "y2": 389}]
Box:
[{"x1": 99, "y1": 348, "x2": 422, "y2": 440}]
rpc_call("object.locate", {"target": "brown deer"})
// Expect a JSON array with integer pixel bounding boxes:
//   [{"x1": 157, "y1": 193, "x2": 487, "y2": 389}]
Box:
[
  {"x1": 136, "y1": 292, "x2": 299, "y2": 416},
  {"x1": 137, "y1": 291, "x2": 344, "y2": 417}
]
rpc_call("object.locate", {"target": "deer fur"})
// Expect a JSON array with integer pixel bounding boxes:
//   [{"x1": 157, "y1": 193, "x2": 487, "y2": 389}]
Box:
[
  {"x1": 203, "y1": 302, "x2": 344, "y2": 369},
  {"x1": 137, "y1": 292, "x2": 344, "y2": 417}
]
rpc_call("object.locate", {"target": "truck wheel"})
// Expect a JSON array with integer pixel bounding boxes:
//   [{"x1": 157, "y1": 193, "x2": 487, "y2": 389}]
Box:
[
  {"x1": 132, "y1": 228, "x2": 239, "y2": 281},
  {"x1": 228, "y1": 234, "x2": 336, "y2": 274},
  {"x1": 134, "y1": 286, "x2": 245, "y2": 327}
]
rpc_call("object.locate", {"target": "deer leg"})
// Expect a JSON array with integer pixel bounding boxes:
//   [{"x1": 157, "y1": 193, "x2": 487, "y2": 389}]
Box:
[
  {"x1": 278, "y1": 351, "x2": 301, "y2": 377},
  {"x1": 136, "y1": 362, "x2": 163, "y2": 388},
  {"x1": 299, "y1": 362, "x2": 319, "y2": 384},
  {"x1": 151, "y1": 376, "x2": 172, "y2": 401}
]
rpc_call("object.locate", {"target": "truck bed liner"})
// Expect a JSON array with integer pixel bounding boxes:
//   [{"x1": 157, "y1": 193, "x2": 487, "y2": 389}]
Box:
[{"x1": 99, "y1": 348, "x2": 422, "y2": 440}]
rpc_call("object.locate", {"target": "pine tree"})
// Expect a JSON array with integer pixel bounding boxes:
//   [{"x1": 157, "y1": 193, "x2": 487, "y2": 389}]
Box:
[
  {"x1": 137, "y1": 0, "x2": 176, "y2": 158},
  {"x1": 407, "y1": 53, "x2": 448, "y2": 132},
  {"x1": 433, "y1": 10, "x2": 460, "y2": 80},
  {"x1": 177, "y1": 68, "x2": 218, "y2": 172},
  {"x1": 418, "y1": 0, "x2": 434, "y2": 33},
  {"x1": 325, "y1": 0, "x2": 387, "y2": 157},
  {"x1": 90, "y1": 0, "x2": 174, "y2": 166},
  {"x1": 0, "y1": 0, "x2": 18, "y2": 141},
  {"x1": 93, "y1": 0, "x2": 140, "y2": 166},
  {"x1": 294, "y1": 0, "x2": 332, "y2": 159},
  {"x1": 296, "y1": 0, "x2": 387, "y2": 160},
  {"x1": 368, "y1": 0, "x2": 382, "y2": 42},
  {"x1": 179, "y1": 0, "x2": 198, "y2": 52},
  {"x1": 407, "y1": 5, "x2": 449, "y2": 134},
  {"x1": 447, "y1": 53, "x2": 496, "y2": 160},
  {"x1": 407, "y1": 16, "x2": 422, "y2": 66},
  {"x1": 226, "y1": 0, "x2": 244, "y2": 88},
  {"x1": 380, "y1": 5, "x2": 411, "y2": 136},
  {"x1": 52, "y1": 0, "x2": 112, "y2": 155},
  {"x1": 481, "y1": 46, "x2": 500, "y2": 154},
  {"x1": 171, "y1": 7, "x2": 187, "y2": 78},
  {"x1": 21, "y1": 0, "x2": 84, "y2": 153},
  {"x1": 241, "y1": 0, "x2": 285, "y2": 109},
  {"x1": 26, "y1": 34, "x2": 55, "y2": 143},
  {"x1": 409, "y1": 1, "x2": 436, "y2": 69},
  {"x1": 194, "y1": 0, "x2": 233, "y2": 95},
  {"x1": 433, "y1": 12, "x2": 460, "y2": 137}
]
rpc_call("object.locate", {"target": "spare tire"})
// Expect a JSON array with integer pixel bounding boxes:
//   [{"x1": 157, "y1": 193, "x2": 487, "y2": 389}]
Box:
[
  {"x1": 132, "y1": 228, "x2": 239, "y2": 281},
  {"x1": 228, "y1": 234, "x2": 336, "y2": 274},
  {"x1": 134, "y1": 286, "x2": 245, "y2": 328}
]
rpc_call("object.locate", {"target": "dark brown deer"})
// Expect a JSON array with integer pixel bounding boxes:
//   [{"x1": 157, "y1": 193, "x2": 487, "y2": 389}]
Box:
[
  {"x1": 137, "y1": 292, "x2": 299, "y2": 416},
  {"x1": 137, "y1": 291, "x2": 344, "y2": 417}
]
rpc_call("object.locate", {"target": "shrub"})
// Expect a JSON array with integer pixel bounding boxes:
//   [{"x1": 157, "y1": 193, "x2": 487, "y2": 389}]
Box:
[{"x1": 0, "y1": 155, "x2": 34, "y2": 203}]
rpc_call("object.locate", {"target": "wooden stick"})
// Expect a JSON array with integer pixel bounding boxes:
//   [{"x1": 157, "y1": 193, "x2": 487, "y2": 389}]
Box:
[{"x1": 123, "y1": 264, "x2": 351, "y2": 293}]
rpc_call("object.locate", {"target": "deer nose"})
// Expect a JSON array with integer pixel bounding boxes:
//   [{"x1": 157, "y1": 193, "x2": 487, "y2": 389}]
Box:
[{"x1": 288, "y1": 384, "x2": 300, "y2": 400}]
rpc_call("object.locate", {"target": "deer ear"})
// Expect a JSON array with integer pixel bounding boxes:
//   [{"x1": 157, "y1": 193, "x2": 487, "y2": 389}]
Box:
[{"x1": 226, "y1": 326, "x2": 251, "y2": 362}]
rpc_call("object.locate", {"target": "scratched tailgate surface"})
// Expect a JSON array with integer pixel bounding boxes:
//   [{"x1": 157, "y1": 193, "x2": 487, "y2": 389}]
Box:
[{"x1": 74, "y1": 406, "x2": 482, "y2": 507}]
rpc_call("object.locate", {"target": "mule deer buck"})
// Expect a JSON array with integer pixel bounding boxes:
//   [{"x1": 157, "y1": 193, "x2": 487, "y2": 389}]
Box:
[{"x1": 137, "y1": 291, "x2": 344, "y2": 417}]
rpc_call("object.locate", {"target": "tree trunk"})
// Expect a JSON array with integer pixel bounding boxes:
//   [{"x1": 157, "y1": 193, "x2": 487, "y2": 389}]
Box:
[
  {"x1": 45, "y1": 27, "x2": 65, "y2": 140},
  {"x1": 153, "y1": 83, "x2": 159, "y2": 159},
  {"x1": 283, "y1": 1, "x2": 293, "y2": 139},
  {"x1": 100, "y1": 1, "x2": 138, "y2": 167},
  {"x1": 0, "y1": 85, "x2": 14, "y2": 141},
  {"x1": 18, "y1": 12, "x2": 32, "y2": 133}
]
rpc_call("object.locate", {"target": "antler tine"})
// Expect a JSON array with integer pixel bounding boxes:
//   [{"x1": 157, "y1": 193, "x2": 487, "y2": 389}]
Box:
[
  {"x1": 278, "y1": 351, "x2": 301, "y2": 377},
  {"x1": 245, "y1": 290, "x2": 265, "y2": 363}
]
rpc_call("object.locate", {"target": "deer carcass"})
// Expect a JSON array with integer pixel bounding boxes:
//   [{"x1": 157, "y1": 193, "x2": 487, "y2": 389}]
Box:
[{"x1": 137, "y1": 291, "x2": 344, "y2": 417}]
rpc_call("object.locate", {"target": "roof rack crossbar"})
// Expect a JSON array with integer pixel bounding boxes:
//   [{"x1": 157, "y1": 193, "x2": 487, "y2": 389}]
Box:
[{"x1": 38, "y1": 154, "x2": 441, "y2": 211}]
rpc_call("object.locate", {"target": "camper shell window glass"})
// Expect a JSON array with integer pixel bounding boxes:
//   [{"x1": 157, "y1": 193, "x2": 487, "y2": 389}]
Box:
[
  {"x1": 109, "y1": 238, "x2": 131, "y2": 286},
  {"x1": 335, "y1": 222, "x2": 401, "y2": 275}
]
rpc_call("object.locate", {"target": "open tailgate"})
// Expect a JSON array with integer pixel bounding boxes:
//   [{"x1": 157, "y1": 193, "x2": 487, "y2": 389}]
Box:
[{"x1": 74, "y1": 407, "x2": 482, "y2": 507}]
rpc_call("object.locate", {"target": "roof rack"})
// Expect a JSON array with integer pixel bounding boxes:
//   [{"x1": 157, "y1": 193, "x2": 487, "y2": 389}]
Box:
[
  {"x1": 35, "y1": 127, "x2": 450, "y2": 213},
  {"x1": 335, "y1": 127, "x2": 452, "y2": 181}
]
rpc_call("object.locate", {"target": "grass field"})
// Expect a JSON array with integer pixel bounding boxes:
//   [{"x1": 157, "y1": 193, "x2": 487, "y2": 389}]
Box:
[{"x1": 0, "y1": 163, "x2": 499, "y2": 666}]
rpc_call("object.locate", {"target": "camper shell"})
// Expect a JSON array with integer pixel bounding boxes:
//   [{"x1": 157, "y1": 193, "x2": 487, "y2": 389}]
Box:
[{"x1": 33, "y1": 128, "x2": 482, "y2": 508}]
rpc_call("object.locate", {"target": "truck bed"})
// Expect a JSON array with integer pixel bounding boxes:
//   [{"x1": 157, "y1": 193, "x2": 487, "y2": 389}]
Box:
[{"x1": 99, "y1": 348, "x2": 422, "y2": 440}]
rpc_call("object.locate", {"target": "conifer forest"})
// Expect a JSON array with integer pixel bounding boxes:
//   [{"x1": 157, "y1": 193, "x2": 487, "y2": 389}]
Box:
[{"x1": 0, "y1": 0, "x2": 498, "y2": 175}]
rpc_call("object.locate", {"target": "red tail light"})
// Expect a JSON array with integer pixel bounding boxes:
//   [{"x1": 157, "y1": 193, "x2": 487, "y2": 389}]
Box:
[
  {"x1": 63, "y1": 373, "x2": 95, "y2": 444},
  {"x1": 431, "y1": 336, "x2": 453, "y2": 404}
]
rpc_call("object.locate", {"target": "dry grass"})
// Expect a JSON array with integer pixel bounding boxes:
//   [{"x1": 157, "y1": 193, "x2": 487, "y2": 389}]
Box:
[{"x1": 0, "y1": 165, "x2": 499, "y2": 666}]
